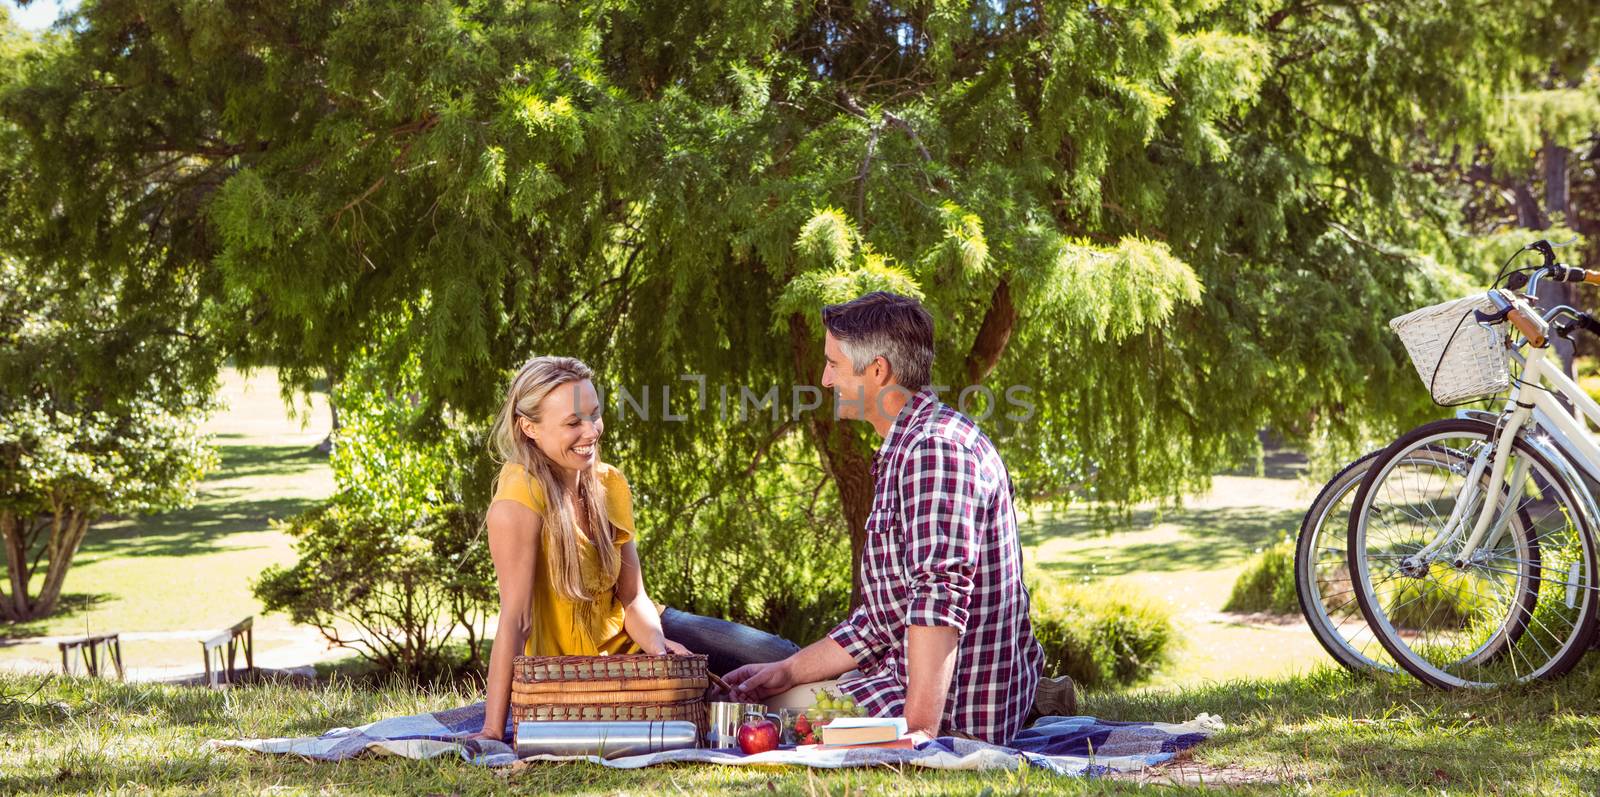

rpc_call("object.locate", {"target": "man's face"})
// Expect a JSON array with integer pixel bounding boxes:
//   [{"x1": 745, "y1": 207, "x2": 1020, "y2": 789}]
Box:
[{"x1": 822, "y1": 331, "x2": 872, "y2": 420}]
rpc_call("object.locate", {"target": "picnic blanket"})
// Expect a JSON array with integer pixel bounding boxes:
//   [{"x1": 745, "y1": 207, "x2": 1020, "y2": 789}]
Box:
[{"x1": 206, "y1": 702, "x2": 1223, "y2": 776}]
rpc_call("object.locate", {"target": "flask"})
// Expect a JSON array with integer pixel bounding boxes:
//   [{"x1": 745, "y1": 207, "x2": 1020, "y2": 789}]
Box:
[{"x1": 514, "y1": 720, "x2": 699, "y2": 759}]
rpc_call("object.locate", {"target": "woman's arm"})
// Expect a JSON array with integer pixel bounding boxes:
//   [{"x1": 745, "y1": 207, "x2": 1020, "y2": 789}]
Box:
[
  {"x1": 477, "y1": 500, "x2": 541, "y2": 740},
  {"x1": 615, "y1": 541, "x2": 688, "y2": 656}
]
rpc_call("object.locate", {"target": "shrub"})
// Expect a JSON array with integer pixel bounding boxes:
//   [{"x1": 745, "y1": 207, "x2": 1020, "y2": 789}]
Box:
[
  {"x1": 1380, "y1": 569, "x2": 1495, "y2": 632},
  {"x1": 1030, "y1": 580, "x2": 1176, "y2": 690},
  {"x1": 637, "y1": 438, "x2": 853, "y2": 645},
  {"x1": 1223, "y1": 535, "x2": 1299, "y2": 615},
  {"x1": 253, "y1": 346, "x2": 495, "y2": 680}
]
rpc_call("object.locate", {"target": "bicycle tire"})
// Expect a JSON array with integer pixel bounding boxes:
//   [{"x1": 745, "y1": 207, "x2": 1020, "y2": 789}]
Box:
[{"x1": 1348, "y1": 418, "x2": 1599, "y2": 688}]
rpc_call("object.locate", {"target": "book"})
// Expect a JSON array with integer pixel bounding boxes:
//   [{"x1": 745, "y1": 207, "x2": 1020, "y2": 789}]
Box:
[
  {"x1": 816, "y1": 717, "x2": 908, "y2": 747},
  {"x1": 817, "y1": 737, "x2": 917, "y2": 751}
]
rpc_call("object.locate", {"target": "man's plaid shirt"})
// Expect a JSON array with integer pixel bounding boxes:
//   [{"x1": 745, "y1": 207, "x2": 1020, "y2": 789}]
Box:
[{"x1": 827, "y1": 388, "x2": 1043, "y2": 744}]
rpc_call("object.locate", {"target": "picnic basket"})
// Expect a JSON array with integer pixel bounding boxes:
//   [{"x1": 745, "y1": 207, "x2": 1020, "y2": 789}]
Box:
[{"x1": 510, "y1": 654, "x2": 709, "y2": 736}]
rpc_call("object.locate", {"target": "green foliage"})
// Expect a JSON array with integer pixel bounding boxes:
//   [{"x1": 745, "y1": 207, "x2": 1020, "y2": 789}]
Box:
[
  {"x1": 253, "y1": 502, "x2": 483, "y2": 680},
  {"x1": 639, "y1": 437, "x2": 853, "y2": 644},
  {"x1": 1381, "y1": 571, "x2": 1496, "y2": 633},
  {"x1": 2, "y1": 0, "x2": 1598, "y2": 635},
  {"x1": 1222, "y1": 535, "x2": 1299, "y2": 615},
  {"x1": 1029, "y1": 580, "x2": 1175, "y2": 691}
]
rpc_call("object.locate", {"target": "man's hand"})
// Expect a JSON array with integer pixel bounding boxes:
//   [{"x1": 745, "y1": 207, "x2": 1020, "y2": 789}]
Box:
[{"x1": 723, "y1": 659, "x2": 796, "y2": 702}]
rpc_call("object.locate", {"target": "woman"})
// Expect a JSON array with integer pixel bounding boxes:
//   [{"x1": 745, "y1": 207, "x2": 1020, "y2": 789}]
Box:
[{"x1": 472, "y1": 356, "x2": 798, "y2": 741}]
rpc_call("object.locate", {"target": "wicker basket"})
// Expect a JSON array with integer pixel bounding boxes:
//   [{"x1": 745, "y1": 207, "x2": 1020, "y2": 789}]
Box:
[
  {"x1": 1390, "y1": 294, "x2": 1511, "y2": 404},
  {"x1": 510, "y1": 654, "x2": 709, "y2": 738}
]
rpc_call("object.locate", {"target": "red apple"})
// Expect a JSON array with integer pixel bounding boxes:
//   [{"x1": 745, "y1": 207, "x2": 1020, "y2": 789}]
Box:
[{"x1": 738, "y1": 717, "x2": 779, "y2": 754}]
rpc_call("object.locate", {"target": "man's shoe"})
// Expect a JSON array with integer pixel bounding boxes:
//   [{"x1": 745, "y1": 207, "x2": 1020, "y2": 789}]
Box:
[{"x1": 1031, "y1": 674, "x2": 1077, "y2": 719}]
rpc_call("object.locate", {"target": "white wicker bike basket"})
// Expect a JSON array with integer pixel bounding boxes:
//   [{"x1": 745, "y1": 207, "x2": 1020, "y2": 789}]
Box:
[{"x1": 1389, "y1": 294, "x2": 1510, "y2": 404}]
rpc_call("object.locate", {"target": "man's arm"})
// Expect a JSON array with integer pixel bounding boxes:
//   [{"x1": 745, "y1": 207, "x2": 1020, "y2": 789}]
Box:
[
  {"x1": 724, "y1": 635, "x2": 857, "y2": 701},
  {"x1": 904, "y1": 625, "x2": 960, "y2": 737}
]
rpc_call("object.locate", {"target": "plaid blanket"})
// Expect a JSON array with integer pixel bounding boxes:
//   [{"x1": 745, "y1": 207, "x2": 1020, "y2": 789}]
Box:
[{"x1": 207, "y1": 703, "x2": 1222, "y2": 776}]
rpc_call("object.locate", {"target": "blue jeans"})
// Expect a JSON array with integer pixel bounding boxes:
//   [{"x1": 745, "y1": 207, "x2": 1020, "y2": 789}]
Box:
[{"x1": 659, "y1": 607, "x2": 801, "y2": 676}]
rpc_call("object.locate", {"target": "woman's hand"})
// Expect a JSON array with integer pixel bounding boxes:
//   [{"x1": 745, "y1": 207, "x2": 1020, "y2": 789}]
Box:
[{"x1": 642, "y1": 637, "x2": 691, "y2": 656}]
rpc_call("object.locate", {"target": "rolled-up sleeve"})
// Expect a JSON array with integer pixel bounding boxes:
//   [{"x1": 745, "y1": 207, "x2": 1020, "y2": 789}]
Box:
[
  {"x1": 827, "y1": 603, "x2": 884, "y2": 669},
  {"x1": 898, "y1": 436, "x2": 980, "y2": 634}
]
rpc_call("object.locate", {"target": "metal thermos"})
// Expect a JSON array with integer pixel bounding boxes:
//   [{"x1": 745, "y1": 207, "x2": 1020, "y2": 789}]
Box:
[{"x1": 514, "y1": 720, "x2": 699, "y2": 759}]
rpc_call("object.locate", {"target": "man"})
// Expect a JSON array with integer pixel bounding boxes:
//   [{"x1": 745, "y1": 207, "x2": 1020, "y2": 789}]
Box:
[{"x1": 725, "y1": 291, "x2": 1046, "y2": 745}]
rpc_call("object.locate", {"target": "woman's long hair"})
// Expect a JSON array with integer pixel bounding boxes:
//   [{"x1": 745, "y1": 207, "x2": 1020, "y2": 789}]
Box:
[{"x1": 488, "y1": 356, "x2": 617, "y2": 606}]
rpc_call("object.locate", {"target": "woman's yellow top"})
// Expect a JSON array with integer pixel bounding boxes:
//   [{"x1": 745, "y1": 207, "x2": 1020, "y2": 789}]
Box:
[{"x1": 492, "y1": 461, "x2": 642, "y2": 656}]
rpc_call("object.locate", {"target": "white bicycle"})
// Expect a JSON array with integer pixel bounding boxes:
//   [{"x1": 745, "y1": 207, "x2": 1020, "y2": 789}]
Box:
[{"x1": 1346, "y1": 240, "x2": 1600, "y2": 688}]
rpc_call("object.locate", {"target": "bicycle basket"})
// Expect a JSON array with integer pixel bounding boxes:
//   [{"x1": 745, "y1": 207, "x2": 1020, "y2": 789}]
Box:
[{"x1": 1389, "y1": 294, "x2": 1510, "y2": 405}]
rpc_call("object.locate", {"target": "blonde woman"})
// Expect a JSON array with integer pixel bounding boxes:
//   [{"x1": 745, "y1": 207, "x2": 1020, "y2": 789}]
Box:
[{"x1": 472, "y1": 356, "x2": 798, "y2": 741}]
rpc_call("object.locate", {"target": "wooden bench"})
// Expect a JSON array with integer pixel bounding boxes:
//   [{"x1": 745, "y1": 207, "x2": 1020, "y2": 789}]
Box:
[
  {"x1": 58, "y1": 633, "x2": 124, "y2": 680},
  {"x1": 201, "y1": 617, "x2": 254, "y2": 687}
]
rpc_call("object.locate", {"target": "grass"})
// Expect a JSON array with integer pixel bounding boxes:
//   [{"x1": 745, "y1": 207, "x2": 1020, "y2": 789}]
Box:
[{"x1": 5, "y1": 663, "x2": 1600, "y2": 794}]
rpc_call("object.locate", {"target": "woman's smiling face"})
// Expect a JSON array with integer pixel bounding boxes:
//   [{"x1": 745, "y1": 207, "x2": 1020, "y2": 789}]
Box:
[{"x1": 518, "y1": 379, "x2": 604, "y2": 473}]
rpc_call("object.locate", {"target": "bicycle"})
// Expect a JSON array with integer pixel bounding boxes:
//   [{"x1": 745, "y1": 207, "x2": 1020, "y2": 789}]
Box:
[
  {"x1": 1345, "y1": 239, "x2": 1600, "y2": 689},
  {"x1": 1296, "y1": 450, "x2": 1400, "y2": 673}
]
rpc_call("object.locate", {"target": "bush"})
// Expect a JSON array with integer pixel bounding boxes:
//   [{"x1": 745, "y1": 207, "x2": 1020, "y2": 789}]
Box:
[
  {"x1": 1030, "y1": 581, "x2": 1176, "y2": 690},
  {"x1": 636, "y1": 437, "x2": 854, "y2": 645},
  {"x1": 1380, "y1": 570, "x2": 1495, "y2": 631},
  {"x1": 1223, "y1": 535, "x2": 1299, "y2": 615},
  {"x1": 253, "y1": 346, "x2": 495, "y2": 680}
]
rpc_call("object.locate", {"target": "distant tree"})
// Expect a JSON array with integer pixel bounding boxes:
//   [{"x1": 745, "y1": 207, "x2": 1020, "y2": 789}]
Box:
[{"x1": 0, "y1": 253, "x2": 217, "y2": 621}]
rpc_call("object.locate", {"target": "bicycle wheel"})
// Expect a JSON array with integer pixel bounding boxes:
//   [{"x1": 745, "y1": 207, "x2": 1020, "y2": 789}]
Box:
[
  {"x1": 1296, "y1": 451, "x2": 1407, "y2": 673},
  {"x1": 1348, "y1": 418, "x2": 1599, "y2": 688}
]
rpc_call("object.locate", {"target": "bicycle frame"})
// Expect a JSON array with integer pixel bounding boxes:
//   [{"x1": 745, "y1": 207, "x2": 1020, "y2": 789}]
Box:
[{"x1": 1446, "y1": 345, "x2": 1600, "y2": 566}]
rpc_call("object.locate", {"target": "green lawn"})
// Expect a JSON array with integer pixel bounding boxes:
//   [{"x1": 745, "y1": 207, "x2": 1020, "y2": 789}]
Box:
[{"x1": 5, "y1": 662, "x2": 1600, "y2": 794}]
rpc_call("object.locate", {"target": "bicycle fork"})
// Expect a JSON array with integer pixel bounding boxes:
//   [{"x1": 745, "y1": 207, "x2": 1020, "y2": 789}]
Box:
[{"x1": 1406, "y1": 406, "x2": 1535, "y2": 572}]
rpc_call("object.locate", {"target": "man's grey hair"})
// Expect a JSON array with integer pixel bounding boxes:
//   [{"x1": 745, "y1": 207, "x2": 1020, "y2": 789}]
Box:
[{"x1": 820, "y1": 291, "x2": 935, "y2": 392}]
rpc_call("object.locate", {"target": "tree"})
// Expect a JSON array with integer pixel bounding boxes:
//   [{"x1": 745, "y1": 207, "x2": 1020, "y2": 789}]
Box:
[
  {"x1": 3, "y1": 1, "x2": 1596, "y2": 610},
  {"x1": 0, "y1": 254, "x2": 218, "y2": 621}
]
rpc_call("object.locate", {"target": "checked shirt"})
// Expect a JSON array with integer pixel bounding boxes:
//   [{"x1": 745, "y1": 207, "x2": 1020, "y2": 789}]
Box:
[{"x1": 827, "y1": 388, "x2": 1043, "y2": 744}]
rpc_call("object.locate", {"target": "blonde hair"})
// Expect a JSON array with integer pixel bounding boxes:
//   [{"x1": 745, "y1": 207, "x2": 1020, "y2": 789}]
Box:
[{"x1": 488, "y1": 356, "x2": 617, "y2": 605}]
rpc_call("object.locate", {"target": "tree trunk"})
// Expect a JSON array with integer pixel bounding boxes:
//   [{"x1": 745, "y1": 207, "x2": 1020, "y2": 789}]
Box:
[
  {"x1": 1512, "y1": 182, "x2": 1545, "y2": 229},
  {"x1": 0, "y1": 510, "x2": 30, "y2": 621},
  {"x1": 317, "y1": 364, "x2": 342, "y2": 455},
  {"x1": 963, "y1": 279, "x2": 1016, "y2": 387},
  {"x1": 1545, "y1": 140, "x2": 1570, "y2": 221},
  {"x1": 789, "y1": 313, "x2": 875, "y2": 608},
  {"x1": 1525, "y1": 144, "x2": 1577, "y2": 377},
  {"x1": 33, "y1": 508, "x2": 91, "y2": 618}
]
